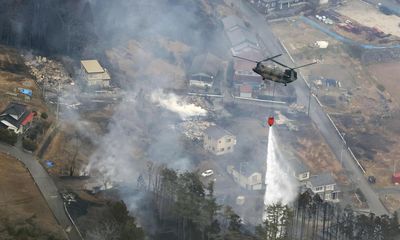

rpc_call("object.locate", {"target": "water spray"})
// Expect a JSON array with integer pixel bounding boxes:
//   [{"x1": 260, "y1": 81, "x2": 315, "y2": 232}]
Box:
[{"x1": 263, "y1": 121, "x2": 298, "y2": 221}]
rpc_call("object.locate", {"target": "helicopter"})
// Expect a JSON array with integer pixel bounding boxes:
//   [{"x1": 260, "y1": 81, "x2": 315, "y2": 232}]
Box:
[{"x1": 233, "y1": 54, "x2": 317, "y2": 86}]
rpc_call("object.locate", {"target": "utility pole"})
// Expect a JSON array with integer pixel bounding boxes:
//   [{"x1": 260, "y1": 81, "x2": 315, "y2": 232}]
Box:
[
  {"x1": 307, "y1": 84, "x2": 313, "y2": 116},
  {"x1": 340, "y1": 133, "x2": 346, "y2": 166},
  {"x1": 56, "y1": 80, "x2": 61, "y2": 121},
  {"x1": 239, "y1": 161, "x2": 248, "y2": 188}
]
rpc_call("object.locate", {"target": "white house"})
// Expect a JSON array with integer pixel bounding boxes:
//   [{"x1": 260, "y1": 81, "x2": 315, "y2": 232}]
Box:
[
  {"x1": 189, "y1": 53, "x2": 221, "y2": 89},
  {"x1": 203, "y1": 126, "x2": 236, "y2": 155},
  {"x1": 306, "y1": 172, "x2": 340, "y2": 202},
  {"x1": 288, "y1": 157, "x2": 310, "y2": 182},
  {"x1": 80, "y1": 60, "x2": 111, "y2": 88},
  {"x1": 227, "y1": 164, "x2": 263, "y2": 190}
]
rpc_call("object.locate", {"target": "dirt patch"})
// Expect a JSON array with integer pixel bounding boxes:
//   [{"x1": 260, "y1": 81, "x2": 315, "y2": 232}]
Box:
[
  {"x1": 42, "y1": 123, "x2": 95, "y2": 176},
  {"x1": 380, "y1": 193, "x2": 400, "y2": 214},
  {"x1": 367, "y1": 62, "x2": 400, "y2": 105},
  {"x1": 0, "y1": 152, "x2": 64, "y2": 238}
]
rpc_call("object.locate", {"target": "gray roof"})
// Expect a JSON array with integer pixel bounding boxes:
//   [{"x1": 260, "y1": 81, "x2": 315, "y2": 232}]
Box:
[
  {"x1": 204, "y1": 125, "x2": 234, "y2": 140},
  {"x1": 309, "y1": 172, "x2": 336, "y2": 187},
  {"x1": 230, "y1": 160, "x2": 262, "y2": 177},
  {"x1": 222, "y1": 15, "x2": 246, "y2": 32},
  {"x1": 0, "y1": 102, "x2": 27, "y2": 120},
  {"x1": 226, "y1": 28, "x2": 258, "y2": 48},
  {"x1": 288, "y1": 158, "x2": 309, "y2": 174},
  {"x1": 190, "y1": 53, "x2": 221, "y2": 78},
  {"x1": 0, "y1": 102, "x2": 29, "y2": 129}
]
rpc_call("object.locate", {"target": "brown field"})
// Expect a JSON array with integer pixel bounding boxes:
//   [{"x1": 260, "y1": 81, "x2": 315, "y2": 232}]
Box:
[
  {"x1": 0, "y1": 152, "x2": 64, "y2": 238},
  {"x1": 271, "y1": 18, "x2": 384, "y2": 114},
  {"x1": 271, "y1": 17, "x2": 400, "y2": 191},
  {"x1": 294, "y1": 121, "x2": 344, "y2": 182},
  {"x1": 380, "y1": 193, "x2": 400, "y2": 214},
  {"x1": 367, "y1": 62, "x2": 400, "y2": 106}
]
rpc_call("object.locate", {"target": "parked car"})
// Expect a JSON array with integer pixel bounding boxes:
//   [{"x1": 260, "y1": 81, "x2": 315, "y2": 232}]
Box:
[
  {"x1": 201, "y1": 169, "x2": 214, "y2": 177},
  {"x1": 368, "y1": 176, "x2": 376, "y2": 184}
]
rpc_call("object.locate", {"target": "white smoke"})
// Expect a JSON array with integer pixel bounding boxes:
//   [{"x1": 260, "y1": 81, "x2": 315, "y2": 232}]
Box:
[
  {"x1": 151, "y1": 90, "x2": 207, "y2": 120},
  {"x1": 264, "y1": 127, "x2": 298, "y2": 209}
]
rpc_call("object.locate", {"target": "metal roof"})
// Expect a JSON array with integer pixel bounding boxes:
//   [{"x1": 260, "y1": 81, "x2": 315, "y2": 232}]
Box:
[
  {"x1": 190, "y1": 53, "x2": 221, "y2": 78},
  {"x1": 81, "y1": 60, "x2": 105, "y2": 74},
  {"x1": 309, "y1": 172, "x2": 336, "y2": 187},
  {"x1": 0, "y1": 102, "x2": 27, "y2": 119},
  {"x1": 240, "y1": 85, "x2": 252, "y2": 93},
  {"x1": 222, "y1": 15, "x2": 246, "y2": 31},
  {"x1": 204, "y1": 125, "x2": 234, "y2": 140},
  {"x1": 226, "y1": 28, "x2": 258, "y2": 48},
  {"x1": 288, "y1": 157, "x2": 310, "y2": 174}
]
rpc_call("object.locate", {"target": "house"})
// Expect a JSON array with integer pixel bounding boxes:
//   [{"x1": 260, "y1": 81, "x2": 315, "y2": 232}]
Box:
[
  {"x1": 306, "y1": 172, "x2": 340, "y2": 202},
  {"x1": 222, "y1": 15, "x2": 246, "y2": 32},
  {"x1": 203, "y1": 126, "x2": 236, "y2": 155},
  {"x1": 233, "y1": 49, "x2": 263, "y2": 87},
  {"x1": 227, "y1": 163, "x2": 263, "y2": 190},
  {"x1": 226, "y1": 28, "x2": 260, "y2": 55},
  {"x1": 222, "y1": 15, "x2": 260, "y2": 55},
  {"x1": 80, "y1": 60, "x2": 111, "y2": 88},
  {"x1": 287, "y1": 157, "x2": 310, "y2": 182},
  {"x1": 189, "y1": 53, "x2": 221, "y2": 89},
  {"x1": 0, "y1": 103, "x2": 34, "y2": 134},
  {"x1": 239, "y1": 85, "x2": 253, "y2": 98},
  {"x1": 251, "y1": 0, "x2": 309, "y2": 13}
]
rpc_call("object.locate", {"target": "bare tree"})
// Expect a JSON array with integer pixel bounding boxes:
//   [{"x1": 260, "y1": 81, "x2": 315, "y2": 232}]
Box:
[{"x1": 86, "y1": 219, "x2": 120, "y2": 240}]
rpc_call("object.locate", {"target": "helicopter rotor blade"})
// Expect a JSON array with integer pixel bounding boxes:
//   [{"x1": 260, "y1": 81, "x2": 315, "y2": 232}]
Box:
[
  {"x1": 259, "y1": 54, "x2": 282, "y2": 63},
  {"x1": 269, "y1": 59, "x2": 292, "y2": 69},
  {"x1": 232, "y1": 55, "x2": 259, "y2": 63},
  {"x1": 292, "y1": 61, "x2": 317, "y2": 69}
]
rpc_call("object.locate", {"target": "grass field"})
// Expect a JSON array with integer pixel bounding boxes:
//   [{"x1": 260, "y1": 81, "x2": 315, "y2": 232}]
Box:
[{"x1": 0, "y1": 152, "x2": 65, "y2": 239}]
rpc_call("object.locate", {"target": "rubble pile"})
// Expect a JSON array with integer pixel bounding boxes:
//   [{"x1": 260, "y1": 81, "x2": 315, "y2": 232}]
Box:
[
  {"x1": 289, "y1": 103, "x2": 306, "y2": 113},
  {"x1": 23, "y1": 55, "x2": 73, "y2": 91},
  {"x1": 179, "y1": 120, "x2": 215, "y2": 141},
  {"x1": 185, "y1": 95, "x2": 217, "y2": 118}
]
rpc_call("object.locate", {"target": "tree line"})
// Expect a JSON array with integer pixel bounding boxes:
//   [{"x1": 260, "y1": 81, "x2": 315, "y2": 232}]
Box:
[
  {"x1": 135, "y1": 166, "x2": 400, "y2": 240},
  {"x1": 0, "y1": 0, "x2": 96, "y2": 56},
  {"x1": 257, "y1": 190, "x2": 400, "y2": 240}
]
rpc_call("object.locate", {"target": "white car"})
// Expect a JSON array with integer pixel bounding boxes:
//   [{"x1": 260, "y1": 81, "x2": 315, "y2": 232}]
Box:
[{"x1": 201, "y1": 170, "x2": 214, "y2": 177}]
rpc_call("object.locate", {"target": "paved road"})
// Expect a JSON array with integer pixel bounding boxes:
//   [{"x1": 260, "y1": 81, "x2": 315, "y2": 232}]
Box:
[
  {"x1": 231, "y1": 0, "x2": 389, "y2": 216},
  {"x1": 0, "y1": 143, "x2": 82, "y2": 240}
]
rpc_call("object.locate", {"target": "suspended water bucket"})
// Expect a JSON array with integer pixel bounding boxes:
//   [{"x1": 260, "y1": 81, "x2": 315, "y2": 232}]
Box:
[{"x1": 267, "y1": 116, "x2": 274, "y2": 126}]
